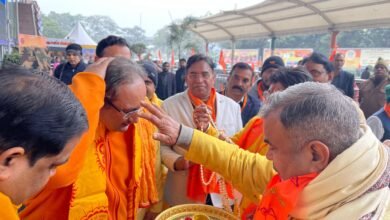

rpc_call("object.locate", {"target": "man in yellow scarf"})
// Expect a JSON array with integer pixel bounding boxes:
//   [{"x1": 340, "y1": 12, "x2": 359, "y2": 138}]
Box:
[
  {"x1": 140, "y1": 82, "x2": 390, "y2": 219},
  {"x1": 0, "y1": 66, "x2": 89, "y2": 220}
]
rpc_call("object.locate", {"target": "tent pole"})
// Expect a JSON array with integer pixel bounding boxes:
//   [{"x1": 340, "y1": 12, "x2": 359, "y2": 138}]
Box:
[
  {"x1": 270, "y1": 36, "x2": 276, "y2": 56},
  {"x1": 231, "y1": 39, "x2": 235, "y2": 68},
  {"x1": 330, "y1": 30, "x2": 339, "y2": 52}
]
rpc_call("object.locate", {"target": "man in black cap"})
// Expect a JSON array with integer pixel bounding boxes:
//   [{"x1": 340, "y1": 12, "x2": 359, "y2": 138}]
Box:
[
  {"x1": 54, "y1": 43, "x2": 87, "y2": 85},
  {"x1": 248, "y1": 56, "x2": 285, "y2": 104}
]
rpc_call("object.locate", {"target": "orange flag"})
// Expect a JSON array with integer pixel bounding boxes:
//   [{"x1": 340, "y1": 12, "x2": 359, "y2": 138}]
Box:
[
  {"x1": 329, "y1": 45, "x2": 338, "y2": 61},
  {"x1": 157, "y1": 50, "x2": 162, "y2": 63},
  {"x1": 219, "y1": 50, "x2": 226, "y2": 72},
  {"x1": 171, "y1": 49, "x2": 175, "y2": 67}
]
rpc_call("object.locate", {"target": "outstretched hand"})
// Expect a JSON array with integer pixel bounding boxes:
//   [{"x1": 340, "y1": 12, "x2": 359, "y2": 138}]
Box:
[{"x1": 138, "y1": 101, "x2": 181, "y2": 146}]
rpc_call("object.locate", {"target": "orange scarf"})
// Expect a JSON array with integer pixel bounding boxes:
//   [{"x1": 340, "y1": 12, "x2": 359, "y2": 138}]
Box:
[
  {"x1": 253, "y1": 173, "x2": 318, "y2": 220},
  {"x1": 241, "y1": 95, "x2": 248, "y2": 112},
  {"x1": 187, "y1": 88, "x2": 234, "y2": 202},
  {"x1": 385, "y1": 103, "x2": 390, "y2": 118},
  {"x1": 236, "y1": 117, "x2": 266, "y2": 152},
  {"x1": 257, "y1": 81, "x2": 266, "y2": 102}
]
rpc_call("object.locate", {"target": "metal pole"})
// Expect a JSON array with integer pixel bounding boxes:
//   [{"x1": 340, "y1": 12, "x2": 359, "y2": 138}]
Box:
[
  {"x1": 15, "y1": 0, "x2": 19, "y2": 42},
  {"x1": 270, "y1": 36, "x2": 276, "y2": 56},
  {"x1": 231, "y1": 39, "x2": 235, "y2": 67},
  {"x1": 330, "y1": 30, "x2": 339, "y2": 53},
  {"x1": 5, "y1": 0, "x2": 12, "y2": 54}
]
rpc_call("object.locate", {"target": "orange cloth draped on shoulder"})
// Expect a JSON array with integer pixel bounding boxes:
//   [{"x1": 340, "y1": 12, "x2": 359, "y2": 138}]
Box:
[
  {"x1": 257, "y1": 81, "x2": 266, "y2": 102},
  {"x1": 254, "y1": 173, "x2": 318, "y2": 220},
  {"x1": 0, "y1": 192, "x2": 19, "y2": 220},
  {"x1": 385, "y1": 103, "x2": 390, "y2": 118},
  {"x1": 187, "y1": 88, "x2": 234, "y2": 202},
  {"x1": 103, "y1": 115, "x2": 158, "y2": 219},
  {"x1": 137, "y1": 112, "x2": 159, "y2": 209},
  {"x1": 19, "y1": 72, "x2": 106, "y2": 219},
  {"x1": 232, "y1": 116, "x2": 268, "y2": 155},
  {"x1": 230, "y1": 116, "x2": 269, "y2": 220}
]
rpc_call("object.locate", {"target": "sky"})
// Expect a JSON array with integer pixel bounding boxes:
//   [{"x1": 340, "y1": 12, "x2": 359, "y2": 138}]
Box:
[{"x1": 37, "y1": 0, "x2": 262, "y2": 37}]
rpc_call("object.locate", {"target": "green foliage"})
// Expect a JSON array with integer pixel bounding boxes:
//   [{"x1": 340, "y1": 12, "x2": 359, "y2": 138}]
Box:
[
  {"x1": 41, "y1": 12, "x2": 147, "y2": 44},
  {"x1": 130, "y1": 43, "x2": 147, "y2": 60},
  {"x1": 167, "y1": 16, "x2": 200, "y2": 59},
  {"x1": 3, "y1": 52, "x2": 21, "y2": 65},
  {"x1": 42, "y1": 15, "x2": 67, "y2": 38}
]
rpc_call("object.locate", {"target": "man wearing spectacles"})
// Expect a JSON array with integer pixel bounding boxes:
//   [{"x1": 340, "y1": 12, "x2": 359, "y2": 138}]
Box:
[
  {"x1": 302, "y1": 52, "x2": 334, "y2": 83},
  {"x1": 82, "y1": 36, "x2": 161, "y2": 220},
  {"x1": 54, "y1": 43, "x2": 87, "y2": 85}
]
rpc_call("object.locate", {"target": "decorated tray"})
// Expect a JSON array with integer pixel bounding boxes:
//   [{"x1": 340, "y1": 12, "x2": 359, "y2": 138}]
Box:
[{"x1": 156, "y1": 204, "x2": 239, "y2": 220}]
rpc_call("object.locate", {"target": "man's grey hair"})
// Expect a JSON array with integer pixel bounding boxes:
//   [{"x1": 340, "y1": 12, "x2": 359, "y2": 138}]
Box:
[
  {"x1": 260, "y1": 82, "x2": 361, "y2": 161},
  {"x1": 105, "y1": 57, "x2": 147, "y2": 99}
]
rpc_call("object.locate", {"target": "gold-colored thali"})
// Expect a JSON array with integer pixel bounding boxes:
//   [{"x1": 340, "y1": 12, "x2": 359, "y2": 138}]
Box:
[{"x1": 156, "y1": 204, "x2": 239, "y2": 220}]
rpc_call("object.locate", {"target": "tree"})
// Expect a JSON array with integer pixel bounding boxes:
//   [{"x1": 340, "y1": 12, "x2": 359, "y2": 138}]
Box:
[
  {"x1": 42, "y1": 16, "x2": 67, "y2": 38},
  {"x1": 167, "y1": 16, "x2": 199, "y2": 59},
  {"x1": 130, "y1": 43, "x2": 147, "y2": 60},
  {"x1": 41, "y1": 12, "x2": 148, "y2": 44}
]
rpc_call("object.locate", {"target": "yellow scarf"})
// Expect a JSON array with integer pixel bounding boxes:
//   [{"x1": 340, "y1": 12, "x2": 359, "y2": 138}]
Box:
[
  {"x1": 150, "y1": 93, "x2": 163, "y2": 107},
  {"x1": 0, "y1": 192, "x2": 19, "y2": 220},
  {"x1": 68, "y1": 123, "x2": 110, "y2": 220}
]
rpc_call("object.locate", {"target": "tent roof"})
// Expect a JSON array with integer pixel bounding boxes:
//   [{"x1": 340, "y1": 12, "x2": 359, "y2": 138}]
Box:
[
  {"x1": 65, "y1": 22, "x2": 97, "y2": 46},
  {"x1": 190, "y1": 0, "x2": 390, "y2": 42}
]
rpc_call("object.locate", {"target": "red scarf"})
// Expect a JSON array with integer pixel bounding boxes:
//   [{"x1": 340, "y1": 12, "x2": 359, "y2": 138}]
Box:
[
  {"x1": 187, "y1": 88, "x2": 234, "y2": 202},
  {"x1": 385, "y1": 103, "x2": 390, "y2": 118},
  {"x1": 257, "y1": 81, "x2": 266, "y2": 102},
  {"x1": 253, "y1": 173, "x2": 318, "y2": 220}
]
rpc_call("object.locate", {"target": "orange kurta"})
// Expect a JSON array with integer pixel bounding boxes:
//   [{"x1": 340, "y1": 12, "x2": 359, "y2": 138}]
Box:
[
  {"x1": 0, "y1": 192, "x2": 19, "y2": 220},
  {"x1": 19, "y1": 73, "x2": 106, "y2": 219},
  {"x1": 103, "y1": 116, "x2": 158, "y2": 219}
]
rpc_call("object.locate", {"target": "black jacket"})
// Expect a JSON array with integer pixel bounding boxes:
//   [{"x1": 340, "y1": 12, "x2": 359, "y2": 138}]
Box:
[
  {"x1": 54, "y1": 62, "x2": 87, "y2": 85},
  {"x1": 241, "y1": 93, "x2": 261, "y2": 126},
  {"x1": 156, "y1": 71, "x2": 176, "y2": 100},
  {"x1": 175, "y1": 67, "x2": 186, "y2": 93},
  {"x1": 331, "y1": 70, "x2": 355, "y2": 98}
]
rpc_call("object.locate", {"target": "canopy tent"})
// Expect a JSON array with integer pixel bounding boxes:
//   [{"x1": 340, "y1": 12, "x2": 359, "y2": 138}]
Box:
[
  {"x1": 190, "y1": 0, "x2": 390, "y2": 42},
  {"x1": 65, "y1": 22, "x2": 96, "y2": 48}
]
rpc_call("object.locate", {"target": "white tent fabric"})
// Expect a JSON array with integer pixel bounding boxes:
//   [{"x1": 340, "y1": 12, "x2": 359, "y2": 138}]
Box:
[
  {"x1": 190, "y1": 0, "x2": 390, "y2": 42},
  {"x1": 65, "y1": 22, "x2": 97, "y2": 46}
]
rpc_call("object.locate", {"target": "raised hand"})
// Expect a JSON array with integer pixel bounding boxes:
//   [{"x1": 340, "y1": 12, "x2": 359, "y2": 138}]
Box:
[
  {"x1": 138, "y1": 101, "x2": 181, "y2": 146},
  {"x1": 84, "y1": 57, "x2": 114, "y2": 79}
]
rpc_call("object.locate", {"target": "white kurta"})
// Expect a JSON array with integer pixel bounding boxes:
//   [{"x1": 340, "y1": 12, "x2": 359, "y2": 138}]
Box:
[{"x1": 161, "y1": 90, "x2": 242, "y2": 206}]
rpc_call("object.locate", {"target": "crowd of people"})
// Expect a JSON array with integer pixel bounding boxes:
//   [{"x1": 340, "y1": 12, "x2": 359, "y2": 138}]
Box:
[{"x1": 0, "y1": 35, "x2": 389, "y2": 220}]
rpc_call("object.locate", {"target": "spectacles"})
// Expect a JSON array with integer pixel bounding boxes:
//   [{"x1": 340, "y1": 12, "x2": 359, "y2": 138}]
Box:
[
  {"x1": 105, "y1": 98, "x2": 141, "y2": 119},
  {"x1": 188, "y1": 72, "x2": 212, "y2": 80}
]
